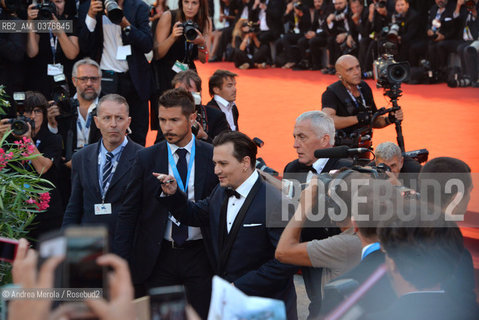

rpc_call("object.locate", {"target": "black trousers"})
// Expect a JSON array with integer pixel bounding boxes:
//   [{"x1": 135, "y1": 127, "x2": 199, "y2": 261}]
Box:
[
  {"x1": 458, "y1": 41, "x2": 479, "y2": 81},
  {"x1": 297, "y1": 33, "x2": 328, "y2": 68},
  {"x1": 145, "y1": 240, "x2": 213, "y2": 319},
  {"x1": 101, "y1": 71, "x2": 149, "y2": 146},
  {"x1": 233, "y1": 45, "x2": 269, "y2": 67},
  {"x1": 428, "y1": 39, "x2": 462, "y2": 73},
  {"x1": 282, "y1": 33, "x2": 304, "y2": 63}
]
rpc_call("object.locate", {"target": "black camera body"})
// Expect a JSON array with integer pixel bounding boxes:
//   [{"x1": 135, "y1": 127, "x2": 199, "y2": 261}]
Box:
[
  {"x1": 103, "y1": 0, "x2": 123, "y2": 24},
  {"x1": 51, "y1": 74, "x2": 76, "y2": 118},
  {"x1": 182, "y1": 20, "x2": 199, "y2": 41},
  {"x1": 8, "y1": 92, "x2": 35, "y2": 136},
  {"x1": 35, "y1": 0, "x2": 57, "y2": 20},
  {"x1": 340, "y1": 40, "x2": 357, "y2": 54},
  {"x1": 373, "y1": 54, "x2": 410, "y2": 89},
  {"x1": 376, "y1": 0, "x2": 387, "y2": 8},
  {"x1": 243, "y1": 21, "x2": 259, "y2": 33},
  {"x1": 293, "y1": 2, "x2": 304, "y2": 11},
  {"x1": 334, "y1": 11, "x2": 347, "y2": 21}
]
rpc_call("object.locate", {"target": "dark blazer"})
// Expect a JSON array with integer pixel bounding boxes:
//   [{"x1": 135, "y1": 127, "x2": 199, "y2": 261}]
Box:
[
  {"x1": 427, "y1": 1, "x2": 462, "y2": 40},
  {"x1": 399, "y1": 8, "x2": 424, "y2": 43},
  {"x1": 202, "y1": 105, "x2": 231, "y2": 141},
  {"x1": 78, "y1": 0, "x2": 153, "y2": 101},
  {"x1": 62, "y1": 138, "x2": 143, "y2": 242},
  {"x1": 251, "y1": 0, "x2": 285, "y2": 38},
  {"x1": 206, "y1": 97, "x2": 239, "y2": 131},
  {"x1": 164, "y1": 176, "x2": 298, "y2": 319},
  {"x1": 321, "y1": 250, "x2": 396, "y2": 316},
  {"x1": 365, "y1": 291, "x2": 478, "y2": 320},
  {"x1": 113, "y1": 139, "x2": 218, "y2": 284}
]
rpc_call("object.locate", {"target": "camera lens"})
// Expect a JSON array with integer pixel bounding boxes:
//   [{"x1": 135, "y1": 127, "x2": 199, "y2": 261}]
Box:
[{"x1": 11, "y1": 119, "x2": 29, "y2": 136}]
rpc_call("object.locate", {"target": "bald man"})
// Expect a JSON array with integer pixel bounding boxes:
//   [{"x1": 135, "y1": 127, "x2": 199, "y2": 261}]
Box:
[{"x1": 321, "y1": 55, "x2": 403, "y2": 146}]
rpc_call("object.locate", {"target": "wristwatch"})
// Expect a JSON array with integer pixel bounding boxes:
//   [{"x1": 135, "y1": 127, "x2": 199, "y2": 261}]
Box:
[{"x1": 122, "y1": 25, "x2": 131, "y2": 36}]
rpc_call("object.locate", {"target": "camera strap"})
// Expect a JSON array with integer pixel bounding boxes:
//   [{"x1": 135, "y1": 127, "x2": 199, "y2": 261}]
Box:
[
  {"x1": 48, "y1": 30, "x2": 58, "y2": 65},
  {"x1": 346, "y1": 86, "x2": 366, "y2": 110},
  {"x1": 183, "y1": 41, "x2": 194, "y2": 65},
  {"x1": 166, "y1": 135, "x2": 196, "y2": 193}
]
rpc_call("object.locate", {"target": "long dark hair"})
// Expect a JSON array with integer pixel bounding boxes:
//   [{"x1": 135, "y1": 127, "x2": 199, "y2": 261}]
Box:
[{"x1": 176, "y1": 0, "x2": 210, "y2": 33}]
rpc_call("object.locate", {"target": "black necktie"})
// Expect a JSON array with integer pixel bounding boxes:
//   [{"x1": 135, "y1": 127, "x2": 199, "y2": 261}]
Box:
[
  {"x1": 172, "y1": 148, "x2": 188, "y2": 245},
  {"x1": 102, "y1": 152, "x2": 114, "y2": 192}
]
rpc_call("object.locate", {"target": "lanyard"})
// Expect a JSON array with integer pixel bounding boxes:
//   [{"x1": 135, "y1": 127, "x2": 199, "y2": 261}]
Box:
[
  {"x1": 98, "y1": 146, "x2": 125, "y2": 201},
  {"x1": 77, "y1": 111, "x2": 93, "y2": 146},
  {"x1": 166, "y1": 135, "x2": 196, "y2": 193},
  {"x1": 346, "y1": 86, "x2": 366, "y2": 109},
  {"x1": 48, "y1": 30, "x2": 58, "y2": 64},
  {"x1": 361, "y1": 242, "x2": 381, "y2": 260}
]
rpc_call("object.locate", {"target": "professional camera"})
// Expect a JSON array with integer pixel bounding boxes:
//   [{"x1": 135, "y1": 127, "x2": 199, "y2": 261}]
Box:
[
  {"x1": 376, "y1": 0, "x2": 387, "y2": 8},
  {"x1": 182, "y1": 20, "x2": 199, "y2": 41},
  {"x1": 35, "y1": 0, "x2": 57, "y2": 20},
  {"x1": 334, "y1": 11, "x2": 347, "y2": 21},
  {"x1": 103, "y1": 0, "x2": 123, "y2": 25},
  {"x1": 252, "y1": 137, "x2": 279, "y2": 176},
  {"x1": 293, "y1": 1, "x2": 304, "y2": 11},
  {"x1": 8, "y1": 92, "x2": 35, "y2": 136},
  {"x1": 373, "y1": 54, "x2": 410, "y2": 89},
  {"x1": 340, "y1": 40, "x2": 357, "y2": 54},
  {"x1": 50, "y1": 74, "x2": 76, "y2": 118},
  {"x1": 242, "y1": 21, "x2": 259, "y2": 34}
]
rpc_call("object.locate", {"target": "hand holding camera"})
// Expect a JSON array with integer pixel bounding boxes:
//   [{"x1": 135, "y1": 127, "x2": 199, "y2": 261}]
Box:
[
  {"x1": 172, "y1": 21, "x2": 185, "y2": 40},
  {"x1": 88, "y1": 0, "x2": 104, "y2": 19},
  {"x1": 47, "y1": 101, "x2": 60, "y2": 129},
  {"x1": 27, "y1": 4, "x2": 39, "y2": 21},
  {"x1": 357, "y1": 111, "x2": 371, "y2": 126}
]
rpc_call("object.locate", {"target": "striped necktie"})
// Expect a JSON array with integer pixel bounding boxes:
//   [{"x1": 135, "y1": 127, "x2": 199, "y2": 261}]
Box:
[{"x1": 102, "y1": 152, "x2": 114, "y2": 192}]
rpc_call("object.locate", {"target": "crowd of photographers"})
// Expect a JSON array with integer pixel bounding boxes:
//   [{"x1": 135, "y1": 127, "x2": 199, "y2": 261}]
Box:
[{"x1": 208, "y1": 0, "x2": 479, "y2": 87}]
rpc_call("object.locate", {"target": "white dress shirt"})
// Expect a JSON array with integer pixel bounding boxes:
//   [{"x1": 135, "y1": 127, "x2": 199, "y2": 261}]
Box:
[
  {"x1": 214, "y1": 95, "x2": 237, "y2": 131},
  {"x1": 306, "y1": 158, "x2": 329, "y2": 182},
  {"x1": 164, "y1": 136, "x2": 202, "y2": 241},
  {"x1": 226, "y1": 170, "x2": 259, "y2": 233},
  {"x1": 85, "y1": 14, "x2": 129, "y2": 73}
]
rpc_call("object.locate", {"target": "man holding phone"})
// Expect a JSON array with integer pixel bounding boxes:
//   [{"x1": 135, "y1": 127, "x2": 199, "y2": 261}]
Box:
[
  {"x1": 114, "y1": 88, "x2": 218, "y2": 319},
  {"x1": 62, "y1": 94, "x2": 143, "y2": 243}
]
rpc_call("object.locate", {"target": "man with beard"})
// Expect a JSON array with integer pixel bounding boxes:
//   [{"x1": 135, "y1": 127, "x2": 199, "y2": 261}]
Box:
[
  {"x1": 47, "y1": 57, "x2": 103, "y2": 209},
  {"x1": 47, "y1": 57, "x2": 103, "y2": 167},
  {"x1": 114, "y1": 88, "x2": 218, "y2": 318}
]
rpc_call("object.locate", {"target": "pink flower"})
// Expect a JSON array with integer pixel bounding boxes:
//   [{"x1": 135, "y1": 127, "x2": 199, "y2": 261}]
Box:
[{"x1": 26, "y1": 198, "x2": 35, "y2": 204}]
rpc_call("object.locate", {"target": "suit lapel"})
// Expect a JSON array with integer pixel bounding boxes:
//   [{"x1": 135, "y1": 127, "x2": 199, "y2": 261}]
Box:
[
  {"x1": 108, "y1": 139, "x2": 135, "y2": 191},
  {"x1": 322, "y1": 158, "x2": 336, "y2": 174},
  {"x1": 88, "y1": 142, "x2": 101, "y2": 196},
  {"x1": 218, "y1": 177, "x2": 263, "y2": 274}
]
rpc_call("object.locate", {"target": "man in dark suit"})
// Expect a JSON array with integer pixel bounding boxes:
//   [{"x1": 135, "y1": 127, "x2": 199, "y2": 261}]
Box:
[
  {"x1": 158, "y1": 131, "x2": 298, "y2": 320},
  {"x1": 62, "y1": 94, "x2": 143, "y2": 244},
  {"x1": 366, "y1": 204, "x2": 478, "y2": 320},
  {"x1": 78, "y1": 0, "x2": 152, "y2": 146},
  {"x1": 251, "y1": 0, "x2": 285, "y2": 46},
  {"x1": 206, "y1": 69, "x2": 239, "y2": 131},
  {"x1": 114, "y1": 89, "x2": 218, "y2": 318},
  {"x1": 320, "y1": 181, "x2": 397, "y2": 317},
  {"x1": 283, "y1": 110, "x2": 351, "y2": 319}
]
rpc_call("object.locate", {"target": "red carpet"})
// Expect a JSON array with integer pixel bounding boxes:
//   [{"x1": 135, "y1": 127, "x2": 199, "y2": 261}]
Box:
[{"x1": 145, "y1": 62, "x2": 479, "y2": 268}]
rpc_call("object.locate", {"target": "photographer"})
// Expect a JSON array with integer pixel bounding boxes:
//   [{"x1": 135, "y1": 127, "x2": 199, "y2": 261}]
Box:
[
  {"x1": 151, "y1": 0, "x2": 211, "y2": 139},
  {"x1": 47, "y1": 57, "x2": 102, "y2": 168},
  {"x1": 392, "y1": 0, "x2": 423, "y2": 64},
  {"x1": 79, "y1": 0, "x2": 152, "y2": 146},
  {"x1": 0, "y1": 0, "x2": 26, "y2": 99},
  {"x1": 279, "y1": 1, "x2": 312, "y2": 69},
  {"x1": 296, "y1": 0, "x2": 333, "y2": 70},
  {"x1": 322, "y1": 55, "x2": 403, "y2": 148},
  {"x1": 0, "y1": 91, "x2": 64, "y2": 242},
  {"x1": 25, "y1": 0, "x2": 79, "y2": 99},
  {"x1": 360, "y1": 0, "x2": 392, "y2": 73},
  {"x1": 454, "y1": 0, "x2": 479, "y2": 87},
  {"x1": 322, "y1": 0, "x2": 351, "y2": 74},
  {"x1": 231, "y1": 18, "x2": 269, "y2": 69}
]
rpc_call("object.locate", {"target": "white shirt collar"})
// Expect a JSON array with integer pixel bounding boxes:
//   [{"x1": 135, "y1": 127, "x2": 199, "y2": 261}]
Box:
[
  {"x1": 167, "y1": 134, "x2": 194, "y2": 155},
  {"x1": 234, "y1": 170, "x2": 259, "y2": 198},
  {"x1": 214, "y1": 95, "x2": 235, "y2": 110},
  {"x1": 312, "y1": 158, "x2": 329, "y2": 173}
]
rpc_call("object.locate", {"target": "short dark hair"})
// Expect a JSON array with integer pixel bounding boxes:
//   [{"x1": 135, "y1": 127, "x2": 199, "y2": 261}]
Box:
[
  {"x1": 158, "y1": 88, "x2": 195, "y2": 117},
  {"x1": 418, "y1": 157, "x2": 472, "y2": 210},
  {"x1": 172, "y1": 70, "x2": 202, "y2": 92},
  {"x1": 25, "y1": 91, "x2": 48, "y2": 125},
  {"x1": 97, "y1": 94, "x2": 129, "y2": 114},
  {"x1": 213, "y1": 131, "x2": 257, "y2": 169},
  {"x1": 378, "y1": 201, "x2": 464, "y2": 290},
  {"x1": 208, "y1": 69, "x2": 237, "y2": 97}
]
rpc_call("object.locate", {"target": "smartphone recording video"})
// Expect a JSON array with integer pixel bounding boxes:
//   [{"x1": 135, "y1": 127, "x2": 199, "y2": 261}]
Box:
[
  {"x1": 0, "y1": 237, "x2": 19, "y2": 263},
  {"x1": 64, "y1": 226, "x2": 108, "y2": 291},
  {"x1": 149, "y1": 285, "x2": 187, "y2": 320}
]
